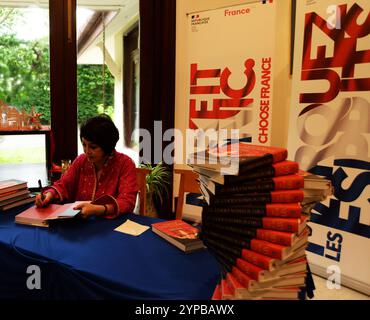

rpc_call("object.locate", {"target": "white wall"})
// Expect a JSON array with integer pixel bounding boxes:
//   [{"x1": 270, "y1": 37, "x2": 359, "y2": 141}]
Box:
[{"x1": 175, "y1": 0, "x2": 293, "y2": 170}]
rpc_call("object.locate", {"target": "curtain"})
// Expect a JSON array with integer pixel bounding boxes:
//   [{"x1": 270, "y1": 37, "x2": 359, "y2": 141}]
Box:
[{"x1": 139, "y1": 0, "x2": 176, "y2": 219}]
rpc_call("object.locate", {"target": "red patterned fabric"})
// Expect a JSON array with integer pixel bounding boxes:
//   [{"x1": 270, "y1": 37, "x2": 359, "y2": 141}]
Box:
[{"x1": 46, "y1": 150, "x2": 138, "y2": 218}]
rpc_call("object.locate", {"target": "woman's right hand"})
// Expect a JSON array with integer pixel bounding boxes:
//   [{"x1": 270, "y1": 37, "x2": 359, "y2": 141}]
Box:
[{"x1": 35, "y1": 192, "x2": 53, "y2": 207}]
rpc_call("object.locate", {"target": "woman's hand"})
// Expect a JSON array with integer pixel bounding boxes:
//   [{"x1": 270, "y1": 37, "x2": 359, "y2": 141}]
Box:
[
  {"x1": 35, "y1": 192, "x2": 53, "y2": 207},
  {"x1": 73, "y1": 202, "x2": 107, "y2": 219}
]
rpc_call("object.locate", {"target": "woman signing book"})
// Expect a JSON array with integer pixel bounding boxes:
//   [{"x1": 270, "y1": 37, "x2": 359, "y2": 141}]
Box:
[{"x1": 35, "y1": 114, "x2": 138, "y2": 219}]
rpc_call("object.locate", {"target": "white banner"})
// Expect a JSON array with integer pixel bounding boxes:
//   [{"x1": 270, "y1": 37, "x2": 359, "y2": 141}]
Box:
[
  {"x1": 183, "y1": 1, "x2": 277, "y2": 222},
  {"x1": 288, "y1": 0, "x2": 370, "y2": 294},
  {"x1": 186, "y1": 1, "x2": 276, "y2": 147}
]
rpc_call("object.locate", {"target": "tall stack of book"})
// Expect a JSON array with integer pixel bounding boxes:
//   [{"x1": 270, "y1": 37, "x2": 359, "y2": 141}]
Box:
[
  {"x1": 0, "y1": 179, "x2": 35, "y2": 211},
  {"x1": 188, "y1": 143, "x2": 332, "y2": 300}
]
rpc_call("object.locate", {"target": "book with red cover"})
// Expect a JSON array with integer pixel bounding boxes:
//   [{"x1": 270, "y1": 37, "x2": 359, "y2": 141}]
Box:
[
  {"x1": 15, "y1": 202, "x2": 82, "y2": 227},
  {"x1": 194, "y1": 160, "x2": 299, "y2": 184},
  {"x1": 205, "y1": 174, "x2": 305, "y2": 195},
  {"x1": 151, "y1": 220, "x2": 205, "y2": 253},
  {"x1": 202, "y1": 188, "x2": 326, "y2": 206},
  {"x1": 204, "y1": 232, "x2": 308, "y2": 262},
  {"x1": 211, "y1": 283, "x2": 222, "y2": 300},
  {"x1": 216, "y1": 255, "x2": 306, "y2": 293},
  {"x1": 0, "y1": 187, "x2": 30, "y2": 200},
  {"x1": 0, "y1": 193, "x2": 36, "y2": 211},
  {"x1": 203, "y1": 203, "x2": 302, "y2": 218},
  {"x1": 188, "y1": 143, "x2": 288, "y2": 175},
  {"x1": 0, "y1": 179, "x2": 28, "y2": 195},
  {"x1": 235, "y1": 256, "x2": 307, "y2": 282},
  {"x1": 202, "y1": 220, "x2": 309, "y2": 246},
  {"x1": 203, "y1": 214, "x2": 308, "y2": 234},
  {"x1": 225, "y1": 272, "x2": 301, "y2": 299}
]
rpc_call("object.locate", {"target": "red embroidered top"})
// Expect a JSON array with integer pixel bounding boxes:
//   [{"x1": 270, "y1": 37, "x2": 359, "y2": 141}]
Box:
[{"x1": 47, "y1": 150, "x2": 138, "y2": 218}]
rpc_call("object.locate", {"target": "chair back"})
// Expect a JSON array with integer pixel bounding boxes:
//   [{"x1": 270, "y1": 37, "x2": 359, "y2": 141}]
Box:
[
  {"x1": 136, "y1": 167, "x2": 151, "y2": 216},
  {"x1": 174, "y1": 169, "x2": 200, "y2": 220}
]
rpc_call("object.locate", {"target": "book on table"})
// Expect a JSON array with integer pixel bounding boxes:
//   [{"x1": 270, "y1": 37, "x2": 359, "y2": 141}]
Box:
[
  {"x1": 0, "y1": 193, "x2": 36, "y2": 211},
  {"x1": 225, "y1": 272, "x2": 302, "y2": 300},
  {"x1": 193, "y1": 160, "x2": 299, "y2": 185},
  {"x1": 15, "y1": 202, "x2": 83, "y2": 227},
  {"x1": 0, "y1": 188, "x2": 30, "y2": 202},
  {"x1": 203, "y1": 214, "x2": 309, "y2": 234},
  {"x1": 200, "y1": 184, "x2": 327, "y2": 206},
  {"x1": 190, "y1": 143, "x2": 334, "y2": 300},
  {"x1": 188, "y1": 143, "x2": 288, "y2": 175},
  {"x1": 0, "y1": 179, "x2": 28, "y2": 195},
  {"x1": 203, "y1": 203, "x2": 303, "y2": 219},
  {"x1": 151, "y1": 219, "x2": 205, "y2": 253},
  {"x1": 200, "y1": 172, "x2": 332, "y2": 196}
]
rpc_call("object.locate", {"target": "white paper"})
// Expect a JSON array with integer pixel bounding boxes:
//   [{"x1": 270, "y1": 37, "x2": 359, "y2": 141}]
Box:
[{"x1": 114, "y1": 219, "x2": 150, "y2": 236}]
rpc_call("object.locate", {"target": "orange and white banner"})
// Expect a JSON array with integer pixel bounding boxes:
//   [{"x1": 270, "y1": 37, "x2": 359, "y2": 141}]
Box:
[
  {"x1": 186, "y1": 1, "x2": 276, "y2": 147},
  {"x1": 288, "y1": 0, "x2": 370, "y2": 294}
]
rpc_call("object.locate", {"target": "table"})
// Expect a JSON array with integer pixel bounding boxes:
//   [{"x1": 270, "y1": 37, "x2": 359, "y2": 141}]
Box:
[{"x1": 0, "y1": 205, "x2": 220, "y2": 299}]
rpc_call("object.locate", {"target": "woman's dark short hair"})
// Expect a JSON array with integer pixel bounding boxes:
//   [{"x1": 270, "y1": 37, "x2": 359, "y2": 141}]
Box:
[{"x1": 80, "y1": 114, "x2": 119, "y2": 154}]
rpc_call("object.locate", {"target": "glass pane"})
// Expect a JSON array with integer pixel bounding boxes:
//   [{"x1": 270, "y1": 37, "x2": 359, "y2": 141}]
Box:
[
  {"x1": 76, "y1": 1, "x2": 140, "y2": 164},
  {"x1": 76, "y1": 6, "x2": 115, "y2": 155},
  {"x1": 0, "y1": 4, "x2": 50, "y2": 126},
  {"x1": 0, "y1": 134, "x2": 48, "y2": 189}
]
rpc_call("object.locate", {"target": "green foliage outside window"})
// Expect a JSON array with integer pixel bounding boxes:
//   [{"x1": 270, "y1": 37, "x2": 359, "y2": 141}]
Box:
[{"x1": 0, "y1": 8, "x2": 114, "y2": 125}]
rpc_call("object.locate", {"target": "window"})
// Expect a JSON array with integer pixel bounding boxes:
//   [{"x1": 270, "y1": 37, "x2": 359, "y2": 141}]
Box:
[{"x1": 0, "y1": 5, "x2": 50, "y2": 125}]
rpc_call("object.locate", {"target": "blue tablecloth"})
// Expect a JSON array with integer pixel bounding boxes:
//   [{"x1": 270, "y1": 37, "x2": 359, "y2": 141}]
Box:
[{"x1": 0, "y1": 205, "x2": 220, "y2": 299}]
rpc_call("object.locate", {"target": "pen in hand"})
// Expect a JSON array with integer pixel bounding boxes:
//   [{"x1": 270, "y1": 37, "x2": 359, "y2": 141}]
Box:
[{"x1": 38, "y1": 179, "x2": 45, "y2": 201}]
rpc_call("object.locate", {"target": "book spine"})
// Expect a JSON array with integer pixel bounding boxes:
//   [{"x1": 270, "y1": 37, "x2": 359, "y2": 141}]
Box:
[
  {"x1": 231, "y1": 266, "x2": 254, "y2": 289},
  {"x1": 203, "y1": 206, "x2": 267, "y2": 217},
  {"x1": 256, "y1": 229, "x2": 295, "y2": 246},
  {"x1": 238, "y1": 154, "x2": 274, "y2": 174},
  {"x1": 250, "y1": 239, "x2": 287, "y2": 260},
  {"x1": 202, "y1": 229, "x2": 252, "y2": 249},
  {"x1": 270, "y1": 190, "x2": 304, "y2": 203},
  {"x1": 203, "y1": 215, "x2": 264, "y2": 229},
  {"x1": 204, "y1": 215, "x2": 301, "y2": 234},
  {"x1": 262, "y1": 217, "x2": 301, "y2": 233},
  {"x1": 202, "y1": 221, "x2": 258, "y2": 239},
  {"x1": 211, "y1": 284, "x2": 222, "y2": 300},
  {"x1": 203, "y1": 219, "x2": 295, "y2": 246},
  {"x1": 216, "y1": 179, "x2": 275, "y2": 195},
  {"x1": 226, "y1": 273, "x2": 244, "y2": 297},
  {"x1": 221, "y1": 278, "x2": 234, "y2": 300},
  {"x1": 235, "y1": 257, "x2": 264, "y2": 281},
  {"x1": 272, "y1": 175, "x2": 304, "y2": 190},
  {"x1": 273, "y1": 161, "x2": 299, "y2": 176},
  {"x1": 213, "y1": 193, "x2": 272, "y2": 206},
  {"x1": 265, "y1": 204, "x2": 301, "y2": 218},
  {"x1": 204, "y1": 203, "x2": 302, "y2": 218},
  {"x1": 224, "y1": 167, "x2": 275, "y2": 184},
  {"x1": 240, "y1": 248, "x2": 276, "y2": 271}
]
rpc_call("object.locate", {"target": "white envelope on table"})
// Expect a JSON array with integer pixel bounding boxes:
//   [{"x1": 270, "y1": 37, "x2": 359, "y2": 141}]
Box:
[{"x1": 114, "y1": 219, "x2": 150, "y2": 236}]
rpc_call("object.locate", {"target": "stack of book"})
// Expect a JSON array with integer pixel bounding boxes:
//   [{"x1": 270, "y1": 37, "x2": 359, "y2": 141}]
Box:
[
  {"x1": 0, "y1": 179, "x2": 35, "y2": 211},
  {"x1": 188, "y1": 143, "x2": 332, "y2": 300}
]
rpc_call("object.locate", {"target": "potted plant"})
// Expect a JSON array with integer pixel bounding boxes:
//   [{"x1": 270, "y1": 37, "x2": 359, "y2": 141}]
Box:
[{"x1": 139, "y1": 162, "x2": 171, "y2": 217}]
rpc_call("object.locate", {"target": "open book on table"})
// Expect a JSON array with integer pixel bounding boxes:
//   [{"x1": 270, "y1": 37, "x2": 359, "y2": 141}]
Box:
[{"x1": 15, "y1": 201, "x2": 84, "y2": 227}]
